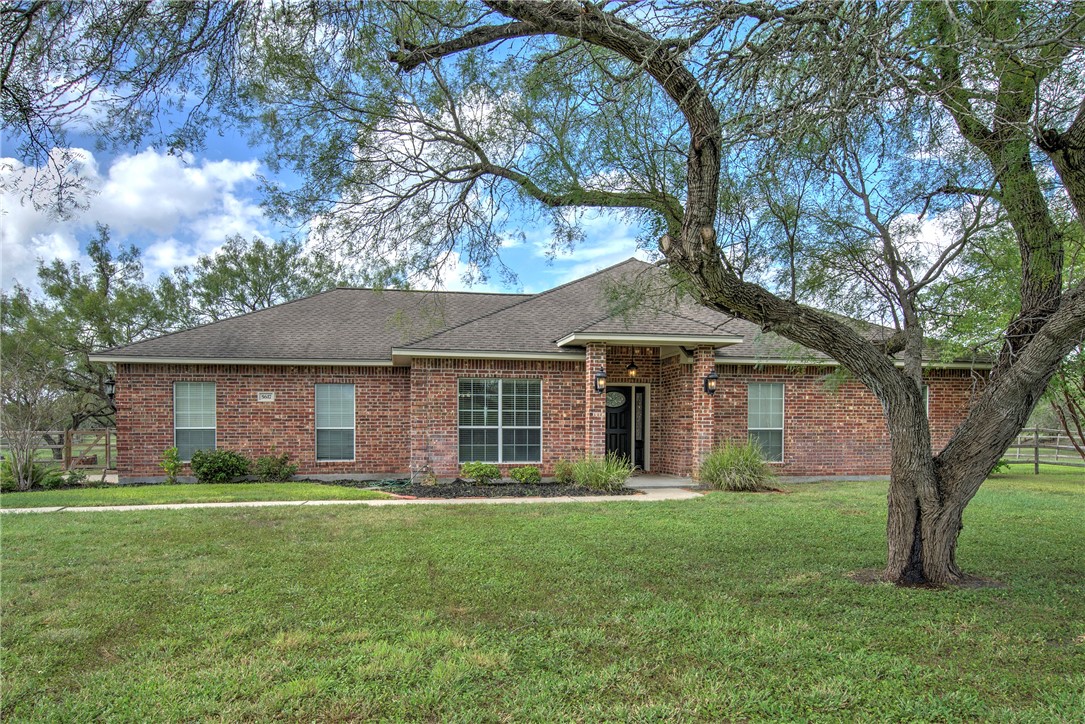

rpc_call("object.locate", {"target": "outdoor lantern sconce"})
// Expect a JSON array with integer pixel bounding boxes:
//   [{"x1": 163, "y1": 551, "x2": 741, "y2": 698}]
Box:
[
  {"x1": 703, "y1": 370, "x2": 719, "y2": 395},
  {"x1": 594, "y1": 369, "x2": 607, "y2": 393},
  {"x1": 104, "y1": 378, "x2": 117, "y2": 408},
  {"x1": 626, "y1": 361, "x2": 638, "y2": 377}
]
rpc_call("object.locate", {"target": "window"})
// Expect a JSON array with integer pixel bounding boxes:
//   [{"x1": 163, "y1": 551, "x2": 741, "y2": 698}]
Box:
[
  {"x1": 922, "y1": 385, "x2": 930, "y2": 417},
  {"x1": 316, "y1": 383, "x2": 355, "y2": 461},
  {"x1": 748, "y1": 382, "x2": 784, "y2": 462},
  {"x1": 174, "y1": 382, "x2": 216, "y2": 461},
  {"x1": 458, "y1": 378, "x2": 541, "y2": 463}
]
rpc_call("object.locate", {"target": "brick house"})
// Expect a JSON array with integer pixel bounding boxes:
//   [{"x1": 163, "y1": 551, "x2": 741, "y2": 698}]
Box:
[{"x1": 91, "y1": 259, "x2": 986, "y2": 483}]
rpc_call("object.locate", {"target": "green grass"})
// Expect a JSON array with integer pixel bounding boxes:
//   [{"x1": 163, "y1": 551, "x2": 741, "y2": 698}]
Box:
[
  {"x1": 1, "y1": 476, "x2": 1081, "y2": 721},
  {"x1": 0, "y1": 482, "x2": 392, "y2": 508}
]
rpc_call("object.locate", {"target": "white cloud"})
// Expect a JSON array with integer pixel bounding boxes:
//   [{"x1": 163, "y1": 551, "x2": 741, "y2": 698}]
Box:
[{"x1": 0, "y1": 147, "x2": 270, "y2": 292}]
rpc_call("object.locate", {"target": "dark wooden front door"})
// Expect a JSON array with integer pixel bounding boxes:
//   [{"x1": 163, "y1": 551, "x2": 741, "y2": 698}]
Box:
[{"x1": 605, "y1": 386, "x2": 632, "y2": 463}]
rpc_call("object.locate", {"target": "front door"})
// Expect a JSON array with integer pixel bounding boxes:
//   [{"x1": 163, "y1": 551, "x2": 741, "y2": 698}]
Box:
[{"x1": 605, "y1": 386, "x2": 632, "y2": 464}]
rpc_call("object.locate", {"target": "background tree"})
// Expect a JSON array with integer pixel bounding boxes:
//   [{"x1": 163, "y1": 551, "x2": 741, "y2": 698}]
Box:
[
  {"x1": 3, "y1": 225, "x2": 174, "y2": 431},
  {"x1": 3, "y1": 1, "x2": 1084, "y2": 585},
  {"x1": 160, "y1": 235, "x2": 363, "y2": 326},
  {"x1": 0, "y1": 320, "x2": 68, "y2": 490}
]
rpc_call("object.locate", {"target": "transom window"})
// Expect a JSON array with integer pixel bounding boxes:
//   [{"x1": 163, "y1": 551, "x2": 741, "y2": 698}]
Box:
[
  {"x1": 174, "y1": 382, "x2": 216, "y2": 461},
  {"x1": 316, "y1": 383, "x2": 355, "y2": 461},
  {"x1": 748, "y1": 382, "x2": 784, "y2": 462},
  {"x1": 458, "y1": 378, "x2": 541, "y2": 463}
]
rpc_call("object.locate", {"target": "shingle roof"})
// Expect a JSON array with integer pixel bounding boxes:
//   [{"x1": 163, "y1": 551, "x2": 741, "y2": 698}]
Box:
[
  {"x1": 92, "y1": 288, "x2": 528, "y2": 363},
  {"x1": 92, "y1": 257, "x2": 985, "y2": 367}
]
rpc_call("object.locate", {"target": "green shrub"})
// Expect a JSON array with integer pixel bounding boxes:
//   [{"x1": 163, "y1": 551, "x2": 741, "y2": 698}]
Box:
[
  {"x1": 160, "y1": 447, "x2": 182, "y2": 484},
  {"x1": 699, "y1": 440, "x2": 777, "y2": 492},
  {"x1": 189, "y1": 449, "x2": 250, "y2": 484},
  {"x1": 553, "y1": 459, "x2": 575, "y2": 485},
  {"x1": 460, "y1": 461, "x2": 500, "y2": 484},
  {"x1": 1, "y1": 459, "x2": 66, "y2": 492},
  {"x1": 572, "y1": 452, "x2": 633, "y2": 492},
  {"x1": 509, "y1": 466, "x2": 541, "y2": 485},
  {"x1": 254, "y1": 452, "x2": 298, "y2": 482}
]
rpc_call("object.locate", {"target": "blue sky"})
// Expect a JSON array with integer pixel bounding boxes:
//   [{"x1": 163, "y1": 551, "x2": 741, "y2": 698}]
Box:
[{"x1": 1, "y1": 122, "x2": 651, "y2": 297}]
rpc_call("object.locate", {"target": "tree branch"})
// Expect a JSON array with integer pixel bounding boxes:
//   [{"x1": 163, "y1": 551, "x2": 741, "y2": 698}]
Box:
[{"x1": 388, "y1": 21, "x2": 546, "y2": 71}]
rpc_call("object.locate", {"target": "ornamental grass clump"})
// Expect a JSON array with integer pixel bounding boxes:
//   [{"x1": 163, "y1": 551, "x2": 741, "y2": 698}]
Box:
[
  {"x1": 572, "y1": 452, "x2": 633, "y2": 492},
  {"x1": 699, "y1": 440, "x2": 777, "y2": 492}
]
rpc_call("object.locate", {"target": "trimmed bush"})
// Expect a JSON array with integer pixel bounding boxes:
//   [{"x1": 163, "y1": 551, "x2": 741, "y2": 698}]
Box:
[
  {"x1": 460, "y1": 461, "x2": 500, "y2": 484},
  {"x1": 189, "y1": 449, "x2": 251, "y2": 484},
  {"x1": 509, "y1": 466, "x2": 541, "y2": 485},
  {"x1": 553, "y1": 459, "x2": 575, "y2": 485},
  {"x1": 160, "y1": 447, "x2": 182, "y2": 484},
  {"x1": 254, "y1": 452, "x2": 298, "y2": 483},
  {"x1": 572, "y1": 452, "x2": 633, "y2": 492},
  {"x1": 699, "y1": 440, "x2": 777, "y2": 492}
]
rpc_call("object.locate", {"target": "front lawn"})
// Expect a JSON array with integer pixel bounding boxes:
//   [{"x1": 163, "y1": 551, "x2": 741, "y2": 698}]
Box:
[
  {"x1": 1, "y1": 476, "x2": 1081, "y2": 720},
  {"x1": 0, "y1": 482, "x2": 393, "y2": 509}
]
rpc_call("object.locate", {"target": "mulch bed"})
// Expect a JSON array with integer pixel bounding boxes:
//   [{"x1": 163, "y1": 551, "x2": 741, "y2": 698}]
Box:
[{"x1": 310, "y1": 478, "x2": 640, "y2": 499}]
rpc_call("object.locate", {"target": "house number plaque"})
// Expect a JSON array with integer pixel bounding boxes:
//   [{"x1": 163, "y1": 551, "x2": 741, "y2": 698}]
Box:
[{"x1": 257, "y1": 391, "x2": 276, "y2": 402}]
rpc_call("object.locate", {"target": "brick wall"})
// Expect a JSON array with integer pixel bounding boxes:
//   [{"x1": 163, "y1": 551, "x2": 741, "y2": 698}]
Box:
[
  {"x1": 115, "y1": 358, "x2": 983, "y2": 481},
  {"x1": 712, "y1": 365, "x2": 982, "y2": 476},
  {"x1": 116, "y1": 363, "x2": 410, "y2": 478},
  {"x1": 656, "y1": 355, "x2": 694, "y2": 476}
]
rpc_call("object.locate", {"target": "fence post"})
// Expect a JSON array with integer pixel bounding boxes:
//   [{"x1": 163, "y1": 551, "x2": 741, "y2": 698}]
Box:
[
  {"x1": 106, "y1": 429, "x2": 113, "y2": 470},
  {"x1": 64, "y1": 429, "x2": 72, "y2": 471},
  {"x1": 1033, "y1": 428, "x2": 1040, "y2": 475}
]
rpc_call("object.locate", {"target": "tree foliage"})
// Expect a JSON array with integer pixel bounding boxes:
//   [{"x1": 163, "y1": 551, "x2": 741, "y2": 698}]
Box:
[{"x1": 160, "y1": 235, "x2": 360, "y2": 326}]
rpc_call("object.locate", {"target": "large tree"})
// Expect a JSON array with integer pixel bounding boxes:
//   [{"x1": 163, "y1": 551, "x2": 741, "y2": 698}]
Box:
[
  {"x1": 2, "y1": 225, "x2": 173, "y2": 430},
  {"x1": 159, "y1": 234, "x2": 365, "y2": 327},
  {"x1": 3, "y1": 1, "x2": 1084, "y2": 585}
]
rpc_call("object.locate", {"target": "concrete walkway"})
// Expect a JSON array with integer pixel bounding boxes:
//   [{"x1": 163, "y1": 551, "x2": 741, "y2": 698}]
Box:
[{"x1": 1, "y1": 487, "x2": 702, "y2": 514}]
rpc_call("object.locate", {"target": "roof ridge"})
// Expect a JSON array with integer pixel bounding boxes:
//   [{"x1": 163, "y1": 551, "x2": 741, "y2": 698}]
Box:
[
  {"x1": 91, "y1": 287, "x2": 345, "y2": 356},
  {"x1": 402, "y1": 257, "x2": 652, "y2": 348},
  {"x1": 333, "y1": 286, "x2": 530, "y2": 297}
]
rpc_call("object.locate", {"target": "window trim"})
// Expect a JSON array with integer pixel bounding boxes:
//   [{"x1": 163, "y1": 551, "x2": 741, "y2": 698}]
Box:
[
  {"x1": 173, "y1": 381, "x2": 216, "y2": 463},
  {"x1": 315, "y1": 383, "x2": 356, "y2": 463},
  {"x1": 457, "y1": 378, "x2": 542, "y2": 464},
  {"x1": 747, "y1": 381, "x2": 785, "y2": 463}
]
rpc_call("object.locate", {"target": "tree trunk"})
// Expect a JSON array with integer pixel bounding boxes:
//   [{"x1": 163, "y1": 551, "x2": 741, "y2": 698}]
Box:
[{"x1": 886, "y1": 474, "x2": 969, "y2": 586}]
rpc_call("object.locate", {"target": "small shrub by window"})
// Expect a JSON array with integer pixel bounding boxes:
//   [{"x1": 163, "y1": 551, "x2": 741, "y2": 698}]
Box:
[
  {"x1": 254, "y1": 452, "x2": 298, "y2": 483},
  {"x1": 160, "y1": 447, "x2": 182, "y2": 484},
  {"x1": 190, "y1": 449, "x2": 250, "y2": 484},
  {"x1": 572, "y1": 452, "x2": 633, "y2": 492},
  {"x1": 699, "y1": 440, "x2": 777, "y2": 492},
  {"x1": 553, "y1": 459, "x2": 575, "y2": 485},
  {"x1": 460, "y1": 461, "x2": 500, "y2": 484},
  {"x1": 509, "y1": 466, "x2": 541, "y2": 485}
]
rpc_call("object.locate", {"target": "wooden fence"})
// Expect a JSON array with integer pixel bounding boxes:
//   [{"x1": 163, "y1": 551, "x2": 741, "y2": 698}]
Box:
[
  {"x1": 1001, "y1": 427, "x2": 1085, "y2": 473},
  {"x1": 0, "y1": 428, "x2": 116, "y2": 470}
]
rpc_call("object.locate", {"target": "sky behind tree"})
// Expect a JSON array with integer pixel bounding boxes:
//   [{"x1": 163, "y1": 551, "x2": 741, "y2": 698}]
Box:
[{"x1": 1, "y1": 123, "x2": 649, "y2": 296}]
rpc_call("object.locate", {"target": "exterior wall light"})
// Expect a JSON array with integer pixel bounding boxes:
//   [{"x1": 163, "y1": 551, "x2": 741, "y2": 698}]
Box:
[
  {"x1": 594, "y1": 369, "x2": 607, "y2": 393},
  {"x1": 104, "y1": 378, "x2": 116, "y2": 406},
  {"x1": 703, "y1": 370, "x2": 719, "y2": 395},
  {"x1": 626, "y1": 362, "x2": 638, "y2": 377}
]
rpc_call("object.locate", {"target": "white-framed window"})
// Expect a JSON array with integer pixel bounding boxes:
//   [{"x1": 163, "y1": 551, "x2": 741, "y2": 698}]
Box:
[
  {"x1": 748, "y1": 382, "x2": 784, "y2": 462},
  {"x1": 174, "y1": 382, "x2": 216, "y2": 461},
  {"x1": 923, "y1": 384, "x2": 930, "y2": 417},
  {"x1": 315, "y1": 383, "x2": 355, "y2": 461},
  {"x1": 458, "y1": 378, "x2": 541, "y2": 463}
]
